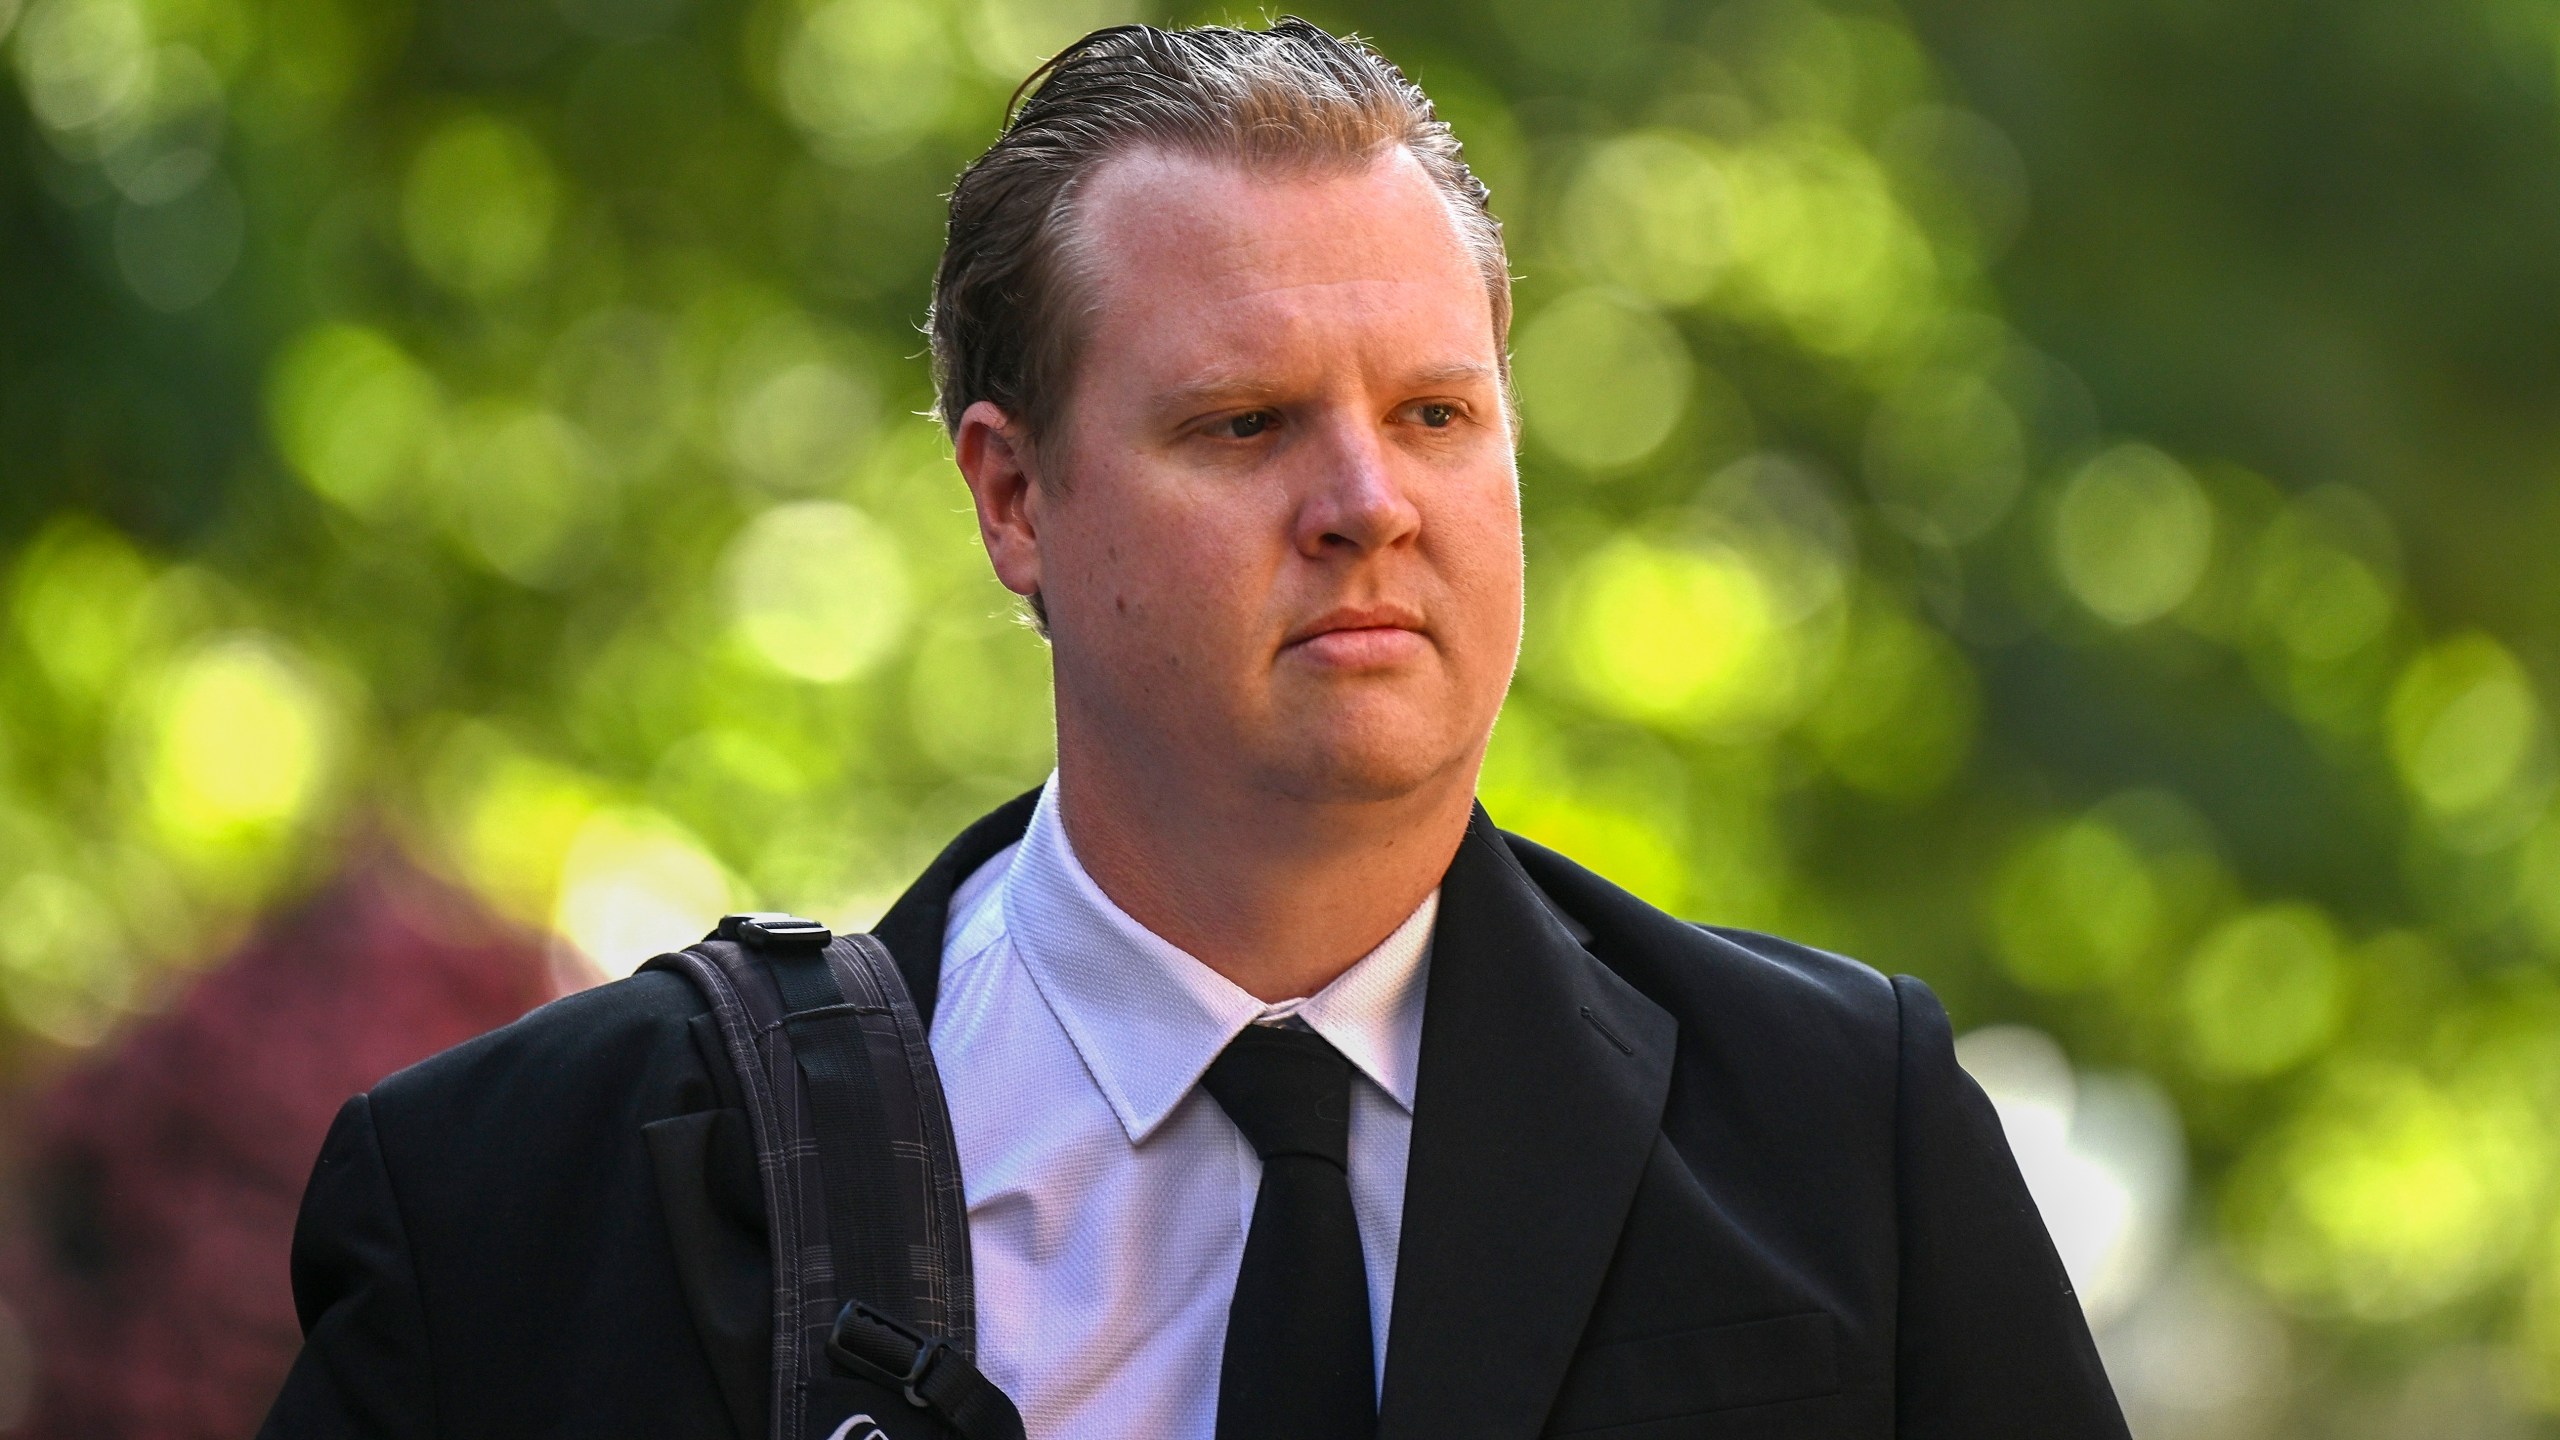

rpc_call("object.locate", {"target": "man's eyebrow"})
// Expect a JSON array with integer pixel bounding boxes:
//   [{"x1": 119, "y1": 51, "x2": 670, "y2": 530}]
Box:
[
  {"x1": 1152, "y1": 361, "x2": 1500, "y2": 415},
  {"x1": 1152, "y1": 374, "x2": 1291, "y2": 414},
  {"x1": 1403, "y1": 361, "x2": 1499, "y2": 390}
]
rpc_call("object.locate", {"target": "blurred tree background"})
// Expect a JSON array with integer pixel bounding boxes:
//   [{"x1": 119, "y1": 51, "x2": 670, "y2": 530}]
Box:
[{"x1": 1, "y1": 0, "x2": 2556, "y2": 1431}]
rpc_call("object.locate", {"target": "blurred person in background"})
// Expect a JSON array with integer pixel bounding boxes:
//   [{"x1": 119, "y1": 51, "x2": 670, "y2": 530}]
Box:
[{"x1": 258, "y1": 19, "x2": 2126, "y2": 1440}]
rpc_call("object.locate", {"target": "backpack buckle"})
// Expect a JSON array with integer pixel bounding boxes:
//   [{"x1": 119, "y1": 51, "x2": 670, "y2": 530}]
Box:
[
  {"x1": 717, "y1": 912, "x2": 833, "y2": 951},
  {"x1": 828, "y1": 1299, "x2": 949, "y2": 1409}
]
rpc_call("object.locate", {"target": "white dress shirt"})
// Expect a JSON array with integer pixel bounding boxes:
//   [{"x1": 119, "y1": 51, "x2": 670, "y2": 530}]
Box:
[{"x1": 931, "y1": 777, "x2": 1435, "y2": 1440}]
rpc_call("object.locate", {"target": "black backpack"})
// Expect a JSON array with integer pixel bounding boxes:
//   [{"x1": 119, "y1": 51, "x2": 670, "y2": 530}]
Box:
[{"x1": 646, "y1": 913, "x2": 1025, "y2": 1440}]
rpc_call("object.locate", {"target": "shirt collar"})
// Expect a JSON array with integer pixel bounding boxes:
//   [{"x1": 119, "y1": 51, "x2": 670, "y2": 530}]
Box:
[{"x1": 998, "y1": 776, "x2": 1435, "y2": 1144}]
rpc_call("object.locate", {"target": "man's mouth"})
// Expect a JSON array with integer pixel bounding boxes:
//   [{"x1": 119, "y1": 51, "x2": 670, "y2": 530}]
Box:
[{"x1": 1283, "y1": 605, "x2": 1430, "y2": 667}]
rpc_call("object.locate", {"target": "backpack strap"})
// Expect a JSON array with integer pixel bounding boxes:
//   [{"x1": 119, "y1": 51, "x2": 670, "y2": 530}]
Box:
[{"x1": 645, "y1": 914, "x2": 1022, "y2": 1440}]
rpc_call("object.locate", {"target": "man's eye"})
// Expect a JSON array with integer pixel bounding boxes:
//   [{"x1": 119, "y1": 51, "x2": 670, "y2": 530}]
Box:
[
  {"x1": 1224, "y1": 411, "x2": 1274, "y2": 439},
  {"x1": 1417, "y1": 403, "x2": 1458, "y2": 429}
]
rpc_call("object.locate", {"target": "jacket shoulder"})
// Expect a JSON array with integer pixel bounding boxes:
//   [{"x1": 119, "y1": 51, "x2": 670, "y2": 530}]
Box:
[
  {"x1": 303, "y1": 970, "x2": 751, "y2": 1429},
  {"x1": 366, "y1": 967, "x2": 720, "y2": 1149},
  {"x1": 1498, "y1": 828, "x2": 1904, "y2": 1049},
  {"x1": 1498, "y1": 826, "x2": 1898, "y2": 1010}
]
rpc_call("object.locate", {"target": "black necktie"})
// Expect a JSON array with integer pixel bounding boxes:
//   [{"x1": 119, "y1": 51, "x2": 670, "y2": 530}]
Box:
[{"x1": 1201, "y1": 1023, "x2": 1377, "y2": 1440}]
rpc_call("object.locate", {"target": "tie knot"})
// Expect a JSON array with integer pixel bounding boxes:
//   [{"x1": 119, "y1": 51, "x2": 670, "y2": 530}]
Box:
[{"x1": 1201, "y1": 1024, "x2": 1354, "y2": 1168}]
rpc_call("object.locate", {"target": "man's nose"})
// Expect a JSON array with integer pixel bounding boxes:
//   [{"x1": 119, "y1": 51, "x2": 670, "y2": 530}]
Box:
[{"x1": 1293, "y1": 418, "x2": 1422, "y2": 557}]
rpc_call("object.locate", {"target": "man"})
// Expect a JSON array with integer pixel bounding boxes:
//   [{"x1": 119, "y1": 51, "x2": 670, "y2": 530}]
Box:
[{"x1": 263, "y1": 20, "x2": 2129, "y2": 1440}]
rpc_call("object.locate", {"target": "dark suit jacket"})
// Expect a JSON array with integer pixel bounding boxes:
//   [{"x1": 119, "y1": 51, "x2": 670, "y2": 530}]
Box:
[{"x1": 261, "y1": 794, "x2": 2129, "y2": 1439}]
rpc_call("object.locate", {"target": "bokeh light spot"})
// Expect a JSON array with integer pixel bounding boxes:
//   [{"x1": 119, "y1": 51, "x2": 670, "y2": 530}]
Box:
[
  {"x1": 98, "y1": 44, "x2": 223, "y2": 202},
  {"x1": 2236, "y1": 1066, "x2": 2548, "y2": 1320},
  {"x1": 13, "y1": 0, "x2": 152, "y2": 136},
  {"x1": 545, "y1": 308, "x2": 689, "y2": 468},
  {"x1": 1992, "y1": 816, "x2": 2160, "y2": 991},
  {"x1": 0, "y1": 872, "x2": 136, "y2": 1045},
  {"x1": 267, "y1": 322, "x2": 443, "y2": 518},
  {"x1": 2050, "y1": 443, "x2": 2214, "y2": 625},
  {"x1": 553, "y1": 806, "x2": 737, "y2": 977},
  {"x1": 2180, "y1": 903, "x2": 2345, "y2": 1079},
  {"x1": 1695, "y1": 452, "x2": 1855, "y2": 622},
  {"x1": 1505, "y1": 792, "x2": 1691, "y2": 911},
  {"x1": 782, "y1": 0, "x2": 951, "y2": 158},
  {"x1": 1716, "y1": 125, "x2": 1936, "y2": 356},
  {"x1": 723, "y1": 500, "x2": 911, "y2": 682},
  {"x1": 424, "y1": 722, "x2": 604, "y2": 927},
  {"x1": 9, "y1": 515, "x2": 156, "y2": 705},
  {"x1": 433, "y1": 402, "x2": 613, "y2": 586},
  {"x1": 2251, "y1": 487, "x2": 2401, "y2": 662},
  {"x1": 1513, "y1": 289, "x2": 1693, "y2": 472},
  {"x1": 1877, "y1": 104, "x2": 2031, "y2": 266},
  {"x1": 1566, "y1": 536, "x2": 1779, "y2": 732},
  {"x1": 965, "y1": 0, "x2": 1135, "y2": 79},
  {"x1": 2387, "y1": 633, "x2": 2540, "y2": 821},
  {"x1": 1478, "y1": 708, "x2": 1695, "y2": 912},
  {"x1": 143, "y1": 635, "x2": 335, "y2": 853},
  {"x1": 1562, "y1": 130, "x2": 1732, "y2": 306},
  {"x1": 400, "y1": 113, "x2": 560, "y2": 297},
  {"x1": 721, "y1": 317, "x2": 878, "y2": 492}
]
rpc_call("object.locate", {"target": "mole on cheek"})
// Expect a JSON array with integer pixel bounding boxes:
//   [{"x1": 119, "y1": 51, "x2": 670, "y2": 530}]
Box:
[{"x1": 1116, "y1": 594, "x2": 1128, "y2": 614}]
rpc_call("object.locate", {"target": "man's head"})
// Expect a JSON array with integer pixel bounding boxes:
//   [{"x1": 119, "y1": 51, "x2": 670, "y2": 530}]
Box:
[{"x1": 935, "y1": 21, "x2": 1522, "y2": 813}]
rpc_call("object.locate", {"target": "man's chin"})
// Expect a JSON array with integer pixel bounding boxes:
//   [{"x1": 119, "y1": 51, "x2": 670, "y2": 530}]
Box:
[
  {"x1": 1244, "y1": 684, "x2": 1489, "y2": 797},
  {"x1": 1243, "y1": 729, "x2": 1477, "y2": 808}
]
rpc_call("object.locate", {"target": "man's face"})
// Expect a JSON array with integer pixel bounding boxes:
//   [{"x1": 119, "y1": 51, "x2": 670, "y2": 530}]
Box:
[{"x1": 1008, "y1": 146, "x2": 1522, "y2": 806}]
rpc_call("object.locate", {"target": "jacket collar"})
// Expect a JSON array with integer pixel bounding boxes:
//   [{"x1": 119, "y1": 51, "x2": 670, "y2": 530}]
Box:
[
  {"x1": 871, "y1": 787, "x2": 1043, "y2": 1025},
  {"x1": 1376, "y1": 804, "x2": 1678, "y2": 1440}
]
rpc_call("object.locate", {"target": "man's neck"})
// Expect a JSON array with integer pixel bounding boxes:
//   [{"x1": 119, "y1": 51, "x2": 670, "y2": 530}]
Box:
[{"x1": 1050, "y1": 748, "x2": 1476, "y2": 1004}]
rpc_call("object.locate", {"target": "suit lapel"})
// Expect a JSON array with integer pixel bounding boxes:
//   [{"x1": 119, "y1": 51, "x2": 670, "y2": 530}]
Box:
[{"x1": 1378, "y1": 807, "x2": 1678, "y2": 1440}]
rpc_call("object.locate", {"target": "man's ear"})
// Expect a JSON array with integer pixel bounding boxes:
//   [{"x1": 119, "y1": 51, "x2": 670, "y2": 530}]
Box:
[{"x1": 953, "y1": 400, "x2": 1045, "y2": 604}]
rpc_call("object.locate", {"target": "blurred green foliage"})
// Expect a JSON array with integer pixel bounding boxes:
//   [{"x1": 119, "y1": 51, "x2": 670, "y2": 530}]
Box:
[{"x1": 3, "y1": 0, "x2": 2558, "y2": 1430}]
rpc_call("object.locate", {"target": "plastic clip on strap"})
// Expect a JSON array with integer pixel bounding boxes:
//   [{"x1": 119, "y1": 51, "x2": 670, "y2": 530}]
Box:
[
  {"x1": 719, "y1": 911, "x2": 834, "y2": 952},
  {"x1": 830, "y1": 1300, "x2": 1026, "y2": 1440}
]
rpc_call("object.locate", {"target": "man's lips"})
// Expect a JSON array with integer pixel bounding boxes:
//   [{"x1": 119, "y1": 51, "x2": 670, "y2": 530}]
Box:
[{"x1": 1282, "y1": 605, "x2": 1430, "y2": 666}]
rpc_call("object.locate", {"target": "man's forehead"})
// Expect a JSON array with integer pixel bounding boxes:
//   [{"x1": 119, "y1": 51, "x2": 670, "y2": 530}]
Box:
[
  {"x1": 1067, "y1": 146, "x2": 1494, "y2": 389},
  {"x1": 1073, "y1": 146, "x2": 1477, "y2": 301}
]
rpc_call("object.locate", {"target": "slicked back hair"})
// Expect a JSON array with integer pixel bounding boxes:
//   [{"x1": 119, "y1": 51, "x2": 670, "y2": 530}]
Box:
[{"x1": 928, "y1": 18, "x2": 1511, "y2": 460}]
